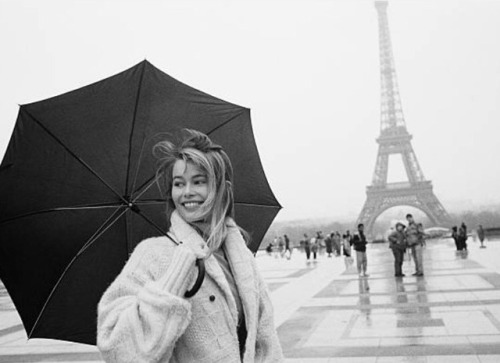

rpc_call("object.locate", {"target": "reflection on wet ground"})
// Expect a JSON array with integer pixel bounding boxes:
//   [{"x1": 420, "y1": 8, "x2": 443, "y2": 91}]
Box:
[
  {"x1": 0, "y1": 237, "x2": 499, "y2": 362},
  {"x1": 266, "y1": 237, "x2": 500, "y2": 362}
]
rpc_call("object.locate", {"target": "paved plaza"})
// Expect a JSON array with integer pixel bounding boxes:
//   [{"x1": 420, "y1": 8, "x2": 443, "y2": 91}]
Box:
[{"x1": 1, "y1": 236, "x2": 500, "y2": 362}]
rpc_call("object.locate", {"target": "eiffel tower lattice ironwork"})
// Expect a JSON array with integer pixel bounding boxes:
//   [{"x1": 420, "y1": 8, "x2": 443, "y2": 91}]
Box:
[{"x1": 357, "y1": 1, "x2": 450, "y2": 235}]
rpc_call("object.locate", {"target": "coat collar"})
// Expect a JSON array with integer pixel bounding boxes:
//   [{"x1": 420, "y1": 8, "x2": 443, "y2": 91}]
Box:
[{"x1": 168, "y1": 211, "x2": 258, "y2": 328}]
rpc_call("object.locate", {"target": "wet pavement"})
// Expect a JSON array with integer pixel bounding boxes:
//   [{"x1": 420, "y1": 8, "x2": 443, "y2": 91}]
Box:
[{"x1": 1, "y1": 236, "x2": 499, "y2": 362}]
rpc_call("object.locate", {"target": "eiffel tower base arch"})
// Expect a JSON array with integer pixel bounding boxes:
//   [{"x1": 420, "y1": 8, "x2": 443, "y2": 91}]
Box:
[{"x1": 357, "y1": 181, "x2": 451, "y2": 237}]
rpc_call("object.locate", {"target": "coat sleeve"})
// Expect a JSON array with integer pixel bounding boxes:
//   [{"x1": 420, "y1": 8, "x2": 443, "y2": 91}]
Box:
[
  {"x1": 254, "y1": 271, "x2": 285, "y2": 362},
  {"x1": 97, "y1": 242, "x2": 197, "y2": 363}
]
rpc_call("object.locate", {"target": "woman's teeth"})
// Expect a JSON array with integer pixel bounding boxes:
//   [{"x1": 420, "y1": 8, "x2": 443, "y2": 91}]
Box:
[{"x1": 183, "y1": 202, "x2": 201, "y2": 208}]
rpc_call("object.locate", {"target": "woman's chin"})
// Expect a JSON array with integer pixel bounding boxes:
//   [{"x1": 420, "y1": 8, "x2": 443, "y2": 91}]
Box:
[{"x1": 179, "y1": 209, "x2": 204, "y2": 222}]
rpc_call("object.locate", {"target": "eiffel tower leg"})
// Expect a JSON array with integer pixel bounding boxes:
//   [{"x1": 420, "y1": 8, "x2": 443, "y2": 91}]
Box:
[
  {"x1": 357, "y1": 193, "x2": 384, "y2": 236},
  {"x1": 416, "y1": 191, "x2": 451, "y2": 227}
]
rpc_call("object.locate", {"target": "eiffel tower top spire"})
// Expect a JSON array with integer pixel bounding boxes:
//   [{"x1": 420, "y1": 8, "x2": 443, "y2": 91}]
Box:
[
  {"x1": 356, "y1": 1, "x2": 451, "y2": 234},
  {"x1": 375, "y1": 1, "x2": 407, "y2": 138},
  {"x1": 373, "y1": 0, "x2": 425, "y2": 184}
]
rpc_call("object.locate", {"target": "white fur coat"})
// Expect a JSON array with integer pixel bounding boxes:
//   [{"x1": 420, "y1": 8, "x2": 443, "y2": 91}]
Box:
[{"x1": 97, "y1": 211, "x2": 284, "y2": 362}]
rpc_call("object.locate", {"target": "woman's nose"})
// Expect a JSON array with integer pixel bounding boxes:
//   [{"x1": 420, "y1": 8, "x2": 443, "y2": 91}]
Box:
[{"x1": 183, "y1": 183, "x2": 194, "y2": 196}]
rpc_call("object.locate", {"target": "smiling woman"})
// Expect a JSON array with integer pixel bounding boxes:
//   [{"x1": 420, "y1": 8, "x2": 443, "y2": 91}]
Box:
[{"x1": 96, "y1": 129, "x2": 284, "y2": 363}]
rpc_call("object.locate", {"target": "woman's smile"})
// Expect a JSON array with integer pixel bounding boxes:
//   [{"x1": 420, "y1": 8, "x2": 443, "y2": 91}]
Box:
[{"x1": 182, "y1": 201, "x2": 203, "y2": 210}]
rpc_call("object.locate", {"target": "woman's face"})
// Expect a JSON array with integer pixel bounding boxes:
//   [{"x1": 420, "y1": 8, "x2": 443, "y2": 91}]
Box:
[{"x1": 171, "y1": 159, "x2": 210, "y2": 221}]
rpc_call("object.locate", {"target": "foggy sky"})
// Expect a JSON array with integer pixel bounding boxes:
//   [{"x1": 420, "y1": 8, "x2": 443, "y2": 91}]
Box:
[{"x1": 1, "y1": 0, "x2": 499, "y2": 222}]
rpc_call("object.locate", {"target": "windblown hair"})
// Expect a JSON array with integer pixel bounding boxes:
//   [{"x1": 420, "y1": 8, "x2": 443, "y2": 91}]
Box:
[{"x1": 154, "y1": 129, "x2": 235, "y2": 250}]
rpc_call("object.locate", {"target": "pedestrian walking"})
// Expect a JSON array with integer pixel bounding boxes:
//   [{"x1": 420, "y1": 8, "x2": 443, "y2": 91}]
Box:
[
  {"x1": 405, "y1": 213, "x2": 424, "y2": 276},
  {"x1": 351, "y1": 223, "x2": 369, "y2": 277},
  {"x1": 325, "y1": 233, "x2": 333, "y2": 257},
  {"x1": 96, "y1": 129, "x2": 284, "y2": 362},
  {"x1": 477, "y1": 225, "x2": 486, "y2": 248},
  {"x1": 388, "y1": 222, "x2": 407, "y2": 277},
  {"x1": 284, "y1": 234, "x2": 292, "y2": 259},
  {"x1": 302, "y1": 233, "x2": 311, "y2": 260},
  {"x1": 284, "y1": 234, "x2": 291, "y2": 253}
]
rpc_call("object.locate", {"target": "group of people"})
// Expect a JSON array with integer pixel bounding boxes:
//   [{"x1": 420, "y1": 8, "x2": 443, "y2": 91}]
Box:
[
  {"x1": 296, "y1": 225, "x2": 369, "y2": 277},
  {"x1": 266, "y1": 234, "x2": 292, "y2": 258},
  {"x1": 269, "y1": 214, "x2": 488, "y2": 283},
  {"x1": 451, "y1": 222, "x2": 469, "y2": 252},
  {"x1": 387, "y1": 213, "x2": 426, "y2": 277}
]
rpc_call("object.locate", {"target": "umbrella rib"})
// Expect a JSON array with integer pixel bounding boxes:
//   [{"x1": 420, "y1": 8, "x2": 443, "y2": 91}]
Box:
[
  {"x1": 133, "y1": 211, "x2": 174, "y2": 242},
  {"x1": 234, "y1": 202, "x2": 282, "y2": 209},
  {"x1": 79, "y1": 207, "x2": 127, "y2": 251},
  {"x1": 0, "y1": 203, "x2": 124, "y2": 225},
  {"x1": 135, "y1": 199, "x2": 165, "y2": 205},
  {"x1": 22, "y1": 108, "x2": 128, "y2": 204},
  {"x1": 124, "y1": 61, "x2": 147, "y2": 197},
  {"x1": 205, "y1": 110, "x2": 246, "y2": 137},
  {"x1": 28, "y1": 207, "x2": 129, "y2": 340},
  {"x1": 131, "y1": 172, "x2": 161, "y2": 203}
]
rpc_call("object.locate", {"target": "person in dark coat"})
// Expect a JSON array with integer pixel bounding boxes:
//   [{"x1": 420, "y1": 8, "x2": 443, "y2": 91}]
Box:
[
  {"x1": 325, "y1": 233, "x2": 333, "y2": 257},
  {"x1": 351, "y1": 223, "x2": 368, "y2": 277},
  {"x1": 302, "y1": 233, "x2": 311, "y2": 260},
  {"x1": 388, "y1": 222, "x2": 407, "y2": 277},
  {"x1": 284, "y1": 234, "x2": 291, "y2": 253},
  {"x1": 457, "y1": 222, "x2": 468, "y2": 252}
]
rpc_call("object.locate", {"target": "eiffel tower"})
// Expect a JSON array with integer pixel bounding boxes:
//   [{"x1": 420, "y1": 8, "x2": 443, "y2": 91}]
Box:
[{"x1": 357, "y1": 1, "x2": 450, "y2": 235}]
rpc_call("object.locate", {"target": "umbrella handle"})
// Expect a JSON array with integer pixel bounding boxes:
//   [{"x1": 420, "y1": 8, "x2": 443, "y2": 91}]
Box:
[{"x1": 184, "y1": 258, "x2": 205, "y2": 298}]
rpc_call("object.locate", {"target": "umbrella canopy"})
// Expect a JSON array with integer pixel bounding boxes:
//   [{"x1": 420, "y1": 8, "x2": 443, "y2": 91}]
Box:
[{"x1": 0, "y1": 60, "x2": 281, "y2": 345}]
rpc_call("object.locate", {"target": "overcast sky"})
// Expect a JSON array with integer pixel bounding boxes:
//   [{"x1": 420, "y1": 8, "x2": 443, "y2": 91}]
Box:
[{"x1": 1, "y1": 0, "x2": 500, "y2": 222}]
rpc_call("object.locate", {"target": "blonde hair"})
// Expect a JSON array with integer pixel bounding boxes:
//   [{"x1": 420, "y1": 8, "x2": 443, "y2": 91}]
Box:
[{"x1": 154, "y1": 129, "x2": 235, "y2": 250}]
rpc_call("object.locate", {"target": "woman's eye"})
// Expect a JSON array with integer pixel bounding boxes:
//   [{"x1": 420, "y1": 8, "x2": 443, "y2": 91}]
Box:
[
  {"x1": 173, "y1": 182, "x2": 184, "y2": 188},
  {"x1": 195, "y1": 179, "x2": 207, "y2": 185}
]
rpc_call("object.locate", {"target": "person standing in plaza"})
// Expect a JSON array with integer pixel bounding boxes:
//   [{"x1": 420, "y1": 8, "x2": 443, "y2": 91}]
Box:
[
  {"x1": 302, "y1": 233, "x2": 311, "y2": 260},
  {"x1": 96, "y1": 129, "x2": 283, "y2": 362},
  {"x1": 277, "y1": 235, "x2": 285, "y2": 258},
  {"x1": 477, "y1": 225, "x2": 486, "y2": 248},
  {"x1": 325, "y1": 232, "x2": 333, "y2": 257},
  {"x1": 333, "y1": 232, "x2": 342, "y2": 256},
  {"x1": 388, "y1": 222, "x2": 407, "y2": 277},
  {"x1": 310, "y1": 234, "x2": 319, "y2": 260},
  {"x1": 342, "y1": 232, "x2": 353, "y2": 269},
  {"x1": 458, "y1": 222, "x2": 468, "y2": 252},
  {"x1": 316, "y1": 231, "x2": 324, "y2": 256},
  {"x1": 351, "y1": 223, "x2": 368, "y2": 277},
  {"x1": 342, "y1": 230, "x2": 353, "y2": 270},
  {"x1": 284, "y1": 234, "x2": 291, "y2": 253},
  {"x1": 405, "y1": 213, "x2": 424, "y2": 276}
]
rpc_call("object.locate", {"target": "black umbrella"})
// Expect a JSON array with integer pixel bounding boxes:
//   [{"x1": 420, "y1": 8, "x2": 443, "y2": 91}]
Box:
[{"x1": 0, "y1": 60, "x2": 281, "y2": 345}]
